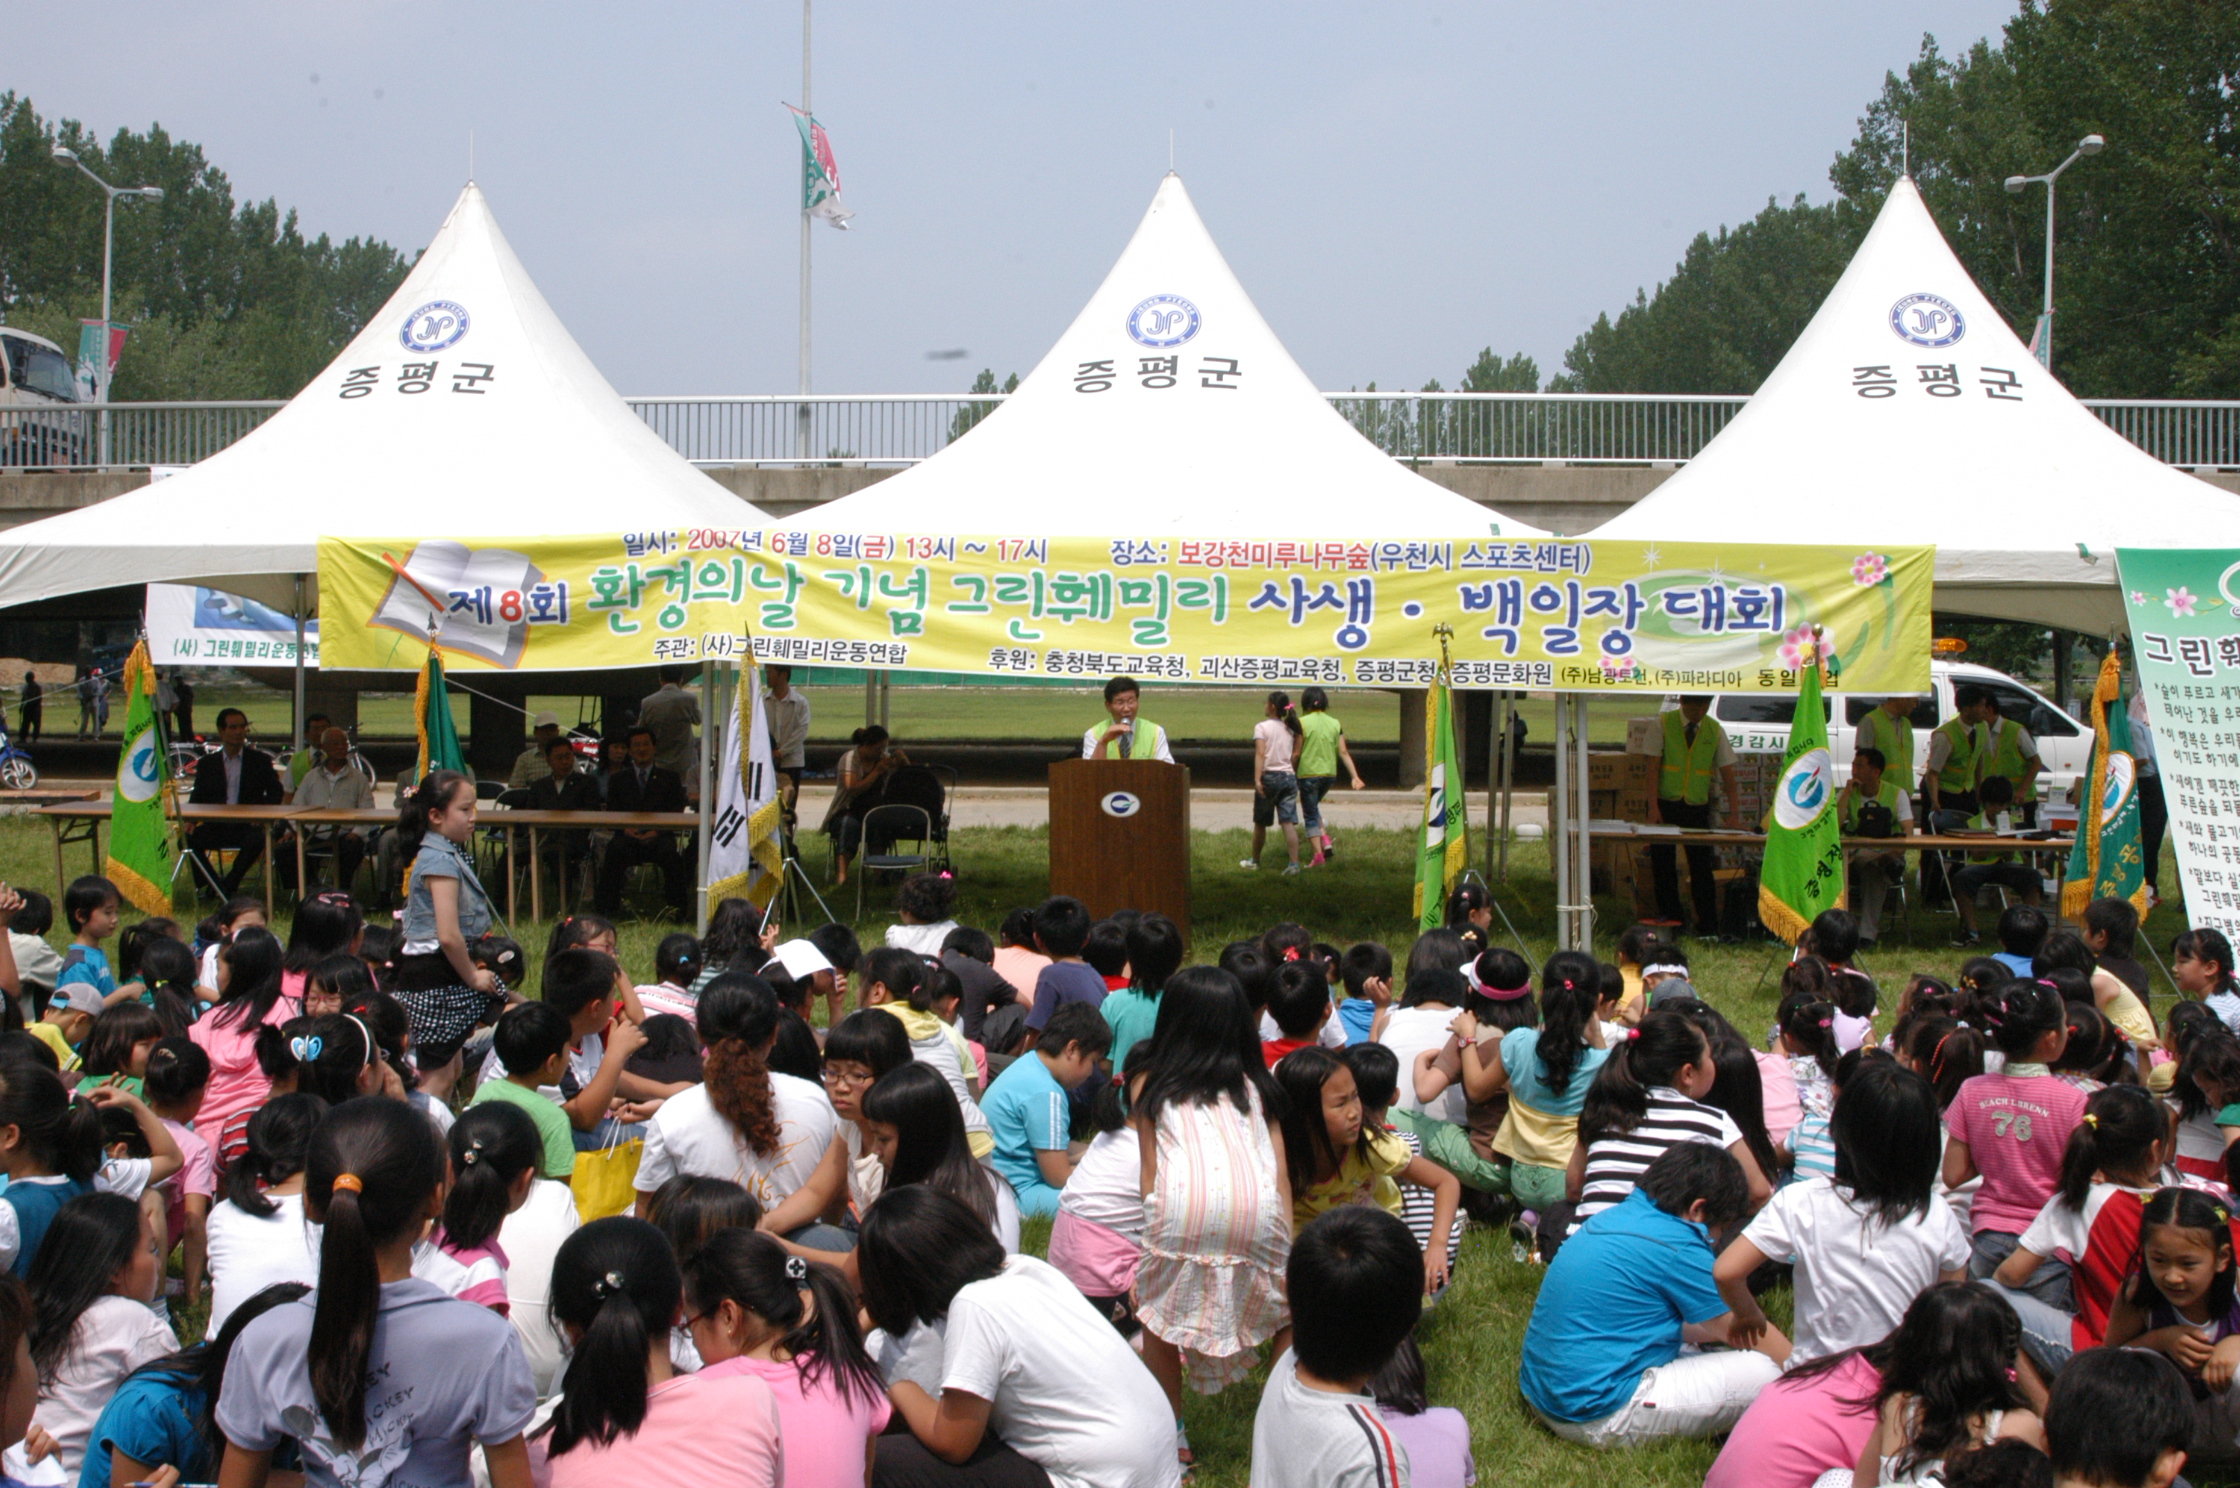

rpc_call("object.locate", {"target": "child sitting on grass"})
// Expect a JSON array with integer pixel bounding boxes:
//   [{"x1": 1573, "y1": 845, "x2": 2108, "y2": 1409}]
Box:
[
  {"x1": 1520, "y1": 1141, "x2": 1788, "y2": 1446},
  {"x1": 1248, "y1": 1205, "x2": 1420, "y2": 1488},
  {"x1": 1275, "y1": 1047, "x2": 1458, "y2": 1295}
]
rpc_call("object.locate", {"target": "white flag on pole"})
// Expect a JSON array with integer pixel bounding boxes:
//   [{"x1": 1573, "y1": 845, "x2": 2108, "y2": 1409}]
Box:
[{"x1": 707, "y1": 664, "x2": 784, "y2": 911}]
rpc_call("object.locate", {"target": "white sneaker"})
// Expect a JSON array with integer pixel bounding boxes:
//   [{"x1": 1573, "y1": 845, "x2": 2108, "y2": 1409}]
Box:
[
  {"x1": 1281, "y1": 863, "x2": 1302, "y2": 876},
  {"x1": 1239, "y1": 858, "x2": 1260, "y2": 870}
]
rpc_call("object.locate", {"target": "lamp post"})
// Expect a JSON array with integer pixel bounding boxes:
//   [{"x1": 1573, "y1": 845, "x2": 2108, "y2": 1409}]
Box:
[
  {"x1": 2004, "y1": 133, "x2": 2103, "y2": 375},
  {"x1": 51, "y1": 146, "x2": 164, "y2": 467}
]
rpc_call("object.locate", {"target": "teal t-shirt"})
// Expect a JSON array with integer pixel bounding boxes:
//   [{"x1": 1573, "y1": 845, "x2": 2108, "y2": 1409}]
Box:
[
  {"x1": 1102, "y1": 987, "x2": 1161, "y2": 1074},
  {"x1": 981, "y1": 1054, "x2": 1070, "y2": 1198},
  {"x1": 1297, "y1": 713, "x2": 1343, "y2": 778}
]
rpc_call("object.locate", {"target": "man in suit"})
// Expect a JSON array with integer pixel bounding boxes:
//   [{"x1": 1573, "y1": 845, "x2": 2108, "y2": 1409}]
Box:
[
  {"x1": 528, "y1": 736, "x2": 602, "y2": 902},
  {"x1": 597, "y1": 725, "x2": 690, "y2": 916},
  {"x1": 188, "y1": 708, "x2": 286, "y2": 897}
]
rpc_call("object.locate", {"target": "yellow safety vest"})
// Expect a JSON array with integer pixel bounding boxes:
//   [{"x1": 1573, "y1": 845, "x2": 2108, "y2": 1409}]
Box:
[
  {"x1": 1932, "y1": 718, "x2": 1980, "y2": 796},
  {"x1": 1092, "y1": 716, "x2": 1164, "y2": 760},
  {"x1": 1659, "y1": 710, "x2": 1720, "y2": 806},
  {"x1": 1855, "y1": 708, "x2": 1914, "y2": 791},
  {"x1": 1840, "y1": 778, "x2": 1904, "y2": 834},
  {"x1": 1980, "y1": 717, "x2": 2037, "y2": 803}
]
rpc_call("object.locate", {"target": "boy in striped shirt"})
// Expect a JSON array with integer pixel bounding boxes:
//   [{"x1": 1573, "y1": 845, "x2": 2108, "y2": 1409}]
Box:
[{"x1": 1250, "y1": 1206, "x2": 1417, "y2": 1488}]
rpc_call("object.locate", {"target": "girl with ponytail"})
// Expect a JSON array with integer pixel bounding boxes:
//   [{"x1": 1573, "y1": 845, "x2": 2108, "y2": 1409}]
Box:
[
  {"x1": 1566, "y1": 1009, "x2": 1770, "y2": 1239},
  {"x1": 436, "y1": 1102, "x2": 541, "y2": 1313},
  {"x1": 389, "y1": 770, "x2": 505, "y2": 1068},
  {"x1": 539, "y1": 1217, "x2": 782, "y2": 1487},
  {"x1": 0, "y1": 1059, "x2": 106, "y2": 1275},
  {"x1": 1470, "y1": 951, "x2": 1611, "y2": 1229},
  {"x1": 1990, "y1": 1082, "x2": 2169, "y2": 1372},
  {"x1": 1247, "y1": 691, "x2": 1306, "y2": 873},
  {"x1": 1944, "y1": 976, "x2": 2091, "y2": 1299},
  {"x1": 215, "y1": 1097, "x2": 534, "y2": 1488},
  {"x1": 682, "y1": 1227, "x2": 886, "y2": 1485},
  {"x1": 632, "y1": 975, "x2": 847, "y2": 1246},
  {"x1": 859, "y1": 946, "x2": 993, "y2": 1155},
  {"x1": 204, "y1": 1094, "x2": 326, "y2": 1338}
]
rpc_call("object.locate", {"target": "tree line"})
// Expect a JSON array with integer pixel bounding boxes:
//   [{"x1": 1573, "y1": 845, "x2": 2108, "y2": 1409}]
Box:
[{"x1": 0, "y1": 93, "x2": 411, "y2": 401}]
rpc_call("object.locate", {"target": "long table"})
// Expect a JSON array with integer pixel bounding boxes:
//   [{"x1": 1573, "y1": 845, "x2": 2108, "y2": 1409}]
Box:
[
  {"x1": 284, "y1": 806, "x2": 699, "y2": 922},
  {"x1": 29, "y1": 800, "x2": 698, "y2": 923},
  {"x1": 1585, "y1": 829, "x2": 2077, "y2": 852}
]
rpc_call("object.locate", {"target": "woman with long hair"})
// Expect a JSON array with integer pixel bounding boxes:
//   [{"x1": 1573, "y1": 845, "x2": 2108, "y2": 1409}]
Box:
[{"x1": 630, "y1": 975, "x2": 848, "y2": 1248}]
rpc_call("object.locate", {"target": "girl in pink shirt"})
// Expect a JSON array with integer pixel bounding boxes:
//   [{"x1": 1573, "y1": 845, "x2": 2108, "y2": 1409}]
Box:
[
  {"x1": 436, "y1": 1103, "x2": 542, "y2": 1314},
  {"x1": 538, "y1": 1217, "x2": 782, "y2": 1488},
  {"x1": 683, "y1": 1226, "x2": 890, "y2": 1488},
  {"x1": 1943, "y1": 978, "x2": 2088, "y2": 1305},
  {"x1": 186, "y1": 929, "x2": 301, "y2": 1146}
]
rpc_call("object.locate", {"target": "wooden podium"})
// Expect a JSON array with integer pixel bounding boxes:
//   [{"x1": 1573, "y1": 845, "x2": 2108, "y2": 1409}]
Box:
[{"x1": 1048, "y1": 759, "x2": 1191, "y2": 940}]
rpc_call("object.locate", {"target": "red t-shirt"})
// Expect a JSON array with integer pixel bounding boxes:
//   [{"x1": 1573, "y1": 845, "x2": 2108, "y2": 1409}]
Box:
[
  {"x1": 1263, "y1": 1037, "x2": 1315, "y2": 1069},
  {"x1": 2015, "y1": 1183, "x2": 2154, "y2": 1351}
]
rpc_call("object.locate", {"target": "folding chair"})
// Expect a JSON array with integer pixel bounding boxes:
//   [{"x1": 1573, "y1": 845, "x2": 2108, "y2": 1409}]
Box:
[
  {"x1": 881, "y1": 766, "x2": 951, "y2": 875},
  {"x1": 856, "y1": 804, "x2": 934, "y2": 920}
]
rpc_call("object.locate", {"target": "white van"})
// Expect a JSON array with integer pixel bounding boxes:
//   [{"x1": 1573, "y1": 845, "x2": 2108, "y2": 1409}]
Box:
[
  {"x1": 1702, "y1": 659, "x2": 2091, "y2": 795},
  {"x1": 0, "y1": 327, "x2": 86, "y2": 468}
]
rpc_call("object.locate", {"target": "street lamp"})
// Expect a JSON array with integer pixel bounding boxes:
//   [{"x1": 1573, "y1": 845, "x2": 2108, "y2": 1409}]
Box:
[
  {"x1": 2003, "y1": 132, "x2": 2103, "y2": 375},
  {"x1": 52, "y1": 146, "x2": 164, "y2": 466}
]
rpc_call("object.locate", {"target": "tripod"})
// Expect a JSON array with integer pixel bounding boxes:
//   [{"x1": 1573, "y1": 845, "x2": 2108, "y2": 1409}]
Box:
[{"x1": 774, "y1": 830, "x2": 838, "y2": 928}]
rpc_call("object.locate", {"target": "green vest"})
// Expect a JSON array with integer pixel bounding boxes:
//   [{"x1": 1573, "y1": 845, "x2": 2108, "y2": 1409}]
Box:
[
  {"x1": 1932, "y1": 718, "x2": 1980, "y2": 796},
  {"x1": 1840, "y1": 778, "x2": 1903, "y2": 834},
  {"x1": 1092, "y1": 717, "x2": 1164, "y2": 760},
  {"x1": 1981, "y1": 717, "x2": 2037, "y2": 802},
  {"x1": 1855, "y1": 708, "x2": 1914, "y2": 791},
  {"x1": 1963, "y1": 809, "x2": 2014, "y2": 864},
  {"x1": 1658, "y1": 710, "x2": 1720, "y2": 806}
]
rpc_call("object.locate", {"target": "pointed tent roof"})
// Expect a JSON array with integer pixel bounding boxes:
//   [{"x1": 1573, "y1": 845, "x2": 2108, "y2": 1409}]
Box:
[
  {"x1": 0, "y1": 182, "x2": 761, "y2": 614},
  {"x1": 779, "y1": 174, "x2": 1544, "y2": 538},
  {"x1": 1594, "y1": 177, "x2": 2240, "y2": 629}
]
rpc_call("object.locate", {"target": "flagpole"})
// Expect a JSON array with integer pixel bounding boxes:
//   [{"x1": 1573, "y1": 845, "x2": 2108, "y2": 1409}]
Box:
[
  {"x1": 696, "y1": 661, "x2": 718, "y2": 934},
  {"x1": 796, "y1": 0, "x2": 813, "y2": 463}
]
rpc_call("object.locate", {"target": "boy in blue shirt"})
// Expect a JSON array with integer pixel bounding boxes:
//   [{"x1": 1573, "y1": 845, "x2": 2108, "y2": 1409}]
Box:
[
  {"x1": 1519, "y1": 1142, "x2": 1787, "y2": 1447},
  {"x1": 1336, "y1": 942, "x2": 1392, "y2": 1045},
  {"x1": 981, "y1": 999, "x2": 1108, "y2": 1217},
  {"x1": 54, "y1": 874, "x2": 121, "y2": 1006},
  {"x1": 1022, "y1": 896, "x2": 1103, "y2": 1048}
]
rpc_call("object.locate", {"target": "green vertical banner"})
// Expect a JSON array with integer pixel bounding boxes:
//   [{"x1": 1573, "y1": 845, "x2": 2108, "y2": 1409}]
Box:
[
  {"x1": 1413, "y1": 670, "x2": 1469, "y2": 930},
  {"x1": 2062, "y1": 649, "x2": 2148, "y2": 920},
  {"x1": 1758, "y1": 635, "x2": 1845, "y2": 944},
  {"x1": 415, "y1": 650, "x2": 466, "y2": 781},
  {"x1": 105, "y1": 641, "x2": 172, "y2": 913}
]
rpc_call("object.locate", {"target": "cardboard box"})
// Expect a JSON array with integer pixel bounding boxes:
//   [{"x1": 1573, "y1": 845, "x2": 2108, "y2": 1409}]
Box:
[{"x1": 1590, "y1": 753, "x2": 1652, "y2": 791}]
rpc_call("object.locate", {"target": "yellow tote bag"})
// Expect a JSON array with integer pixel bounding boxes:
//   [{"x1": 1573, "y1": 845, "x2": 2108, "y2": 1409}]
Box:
[{"x1": 568, "y1": 1127, "x2": 643, "y2": 1222}]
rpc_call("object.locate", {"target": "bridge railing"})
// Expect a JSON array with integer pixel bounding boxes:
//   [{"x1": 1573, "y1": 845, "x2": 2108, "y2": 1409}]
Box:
[{"x1": 3, "y1": 392, "x2": 2236, "y2": 471}]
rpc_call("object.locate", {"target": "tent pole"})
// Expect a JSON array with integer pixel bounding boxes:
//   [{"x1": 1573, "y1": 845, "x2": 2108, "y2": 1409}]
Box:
[
  {"x1": 1552, "y1": 695, "x2": 1571, "y2": 950},
  {"x1": 696, "y1": 661, "x2": 718, "y2": 935},
  {"x1": 1495, "y1": 691, "x2": 1515, "y2": 884},
  {"x1": 292, "y1": 574, "x2": 307, "y2": 756},
  {"x1": 1575, "y1": 694, "x2": 1594, "y2": 953}
]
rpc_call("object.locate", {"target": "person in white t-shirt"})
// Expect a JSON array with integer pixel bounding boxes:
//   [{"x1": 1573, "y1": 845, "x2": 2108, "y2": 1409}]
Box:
[
  {"x1": 1712, "y1": 1059, "x2": 1970, "y2": 1363},
  {"x1": 631, "y1": 977, "x2": 846, "y2": 1250},
  {"x1": 201, "y1": 1095, "x2": 323, "y2": 1340},
  {"x1": 860, "y1": 1186, "x2": 1181, "y2": 1488},
  {"x1": 23, "y1": 1191, "x2": 174, "y2": 1478}
]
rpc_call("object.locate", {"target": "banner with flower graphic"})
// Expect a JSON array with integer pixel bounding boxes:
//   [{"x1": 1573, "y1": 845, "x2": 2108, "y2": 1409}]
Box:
[
  {"x1": 2114, "y1": 548, "x2": 2240, "y2": 931},
  {"x1": 730, "y1": 532, "x2": 1934, "y2": 695}
]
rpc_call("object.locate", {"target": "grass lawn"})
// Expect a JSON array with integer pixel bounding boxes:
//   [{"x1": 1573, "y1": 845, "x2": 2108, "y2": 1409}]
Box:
[{"x1": 5, "y1": 812, "x2": 2202, "y2": 1488}]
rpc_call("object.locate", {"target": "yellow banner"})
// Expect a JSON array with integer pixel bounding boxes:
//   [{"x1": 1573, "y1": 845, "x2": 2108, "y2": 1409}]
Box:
[
  {"x1": 317, "y1": 533, "x2": 761, "y2": 672},
  {"x1": 319, "y1": 531, "x2": 1933, "y2": 693}
]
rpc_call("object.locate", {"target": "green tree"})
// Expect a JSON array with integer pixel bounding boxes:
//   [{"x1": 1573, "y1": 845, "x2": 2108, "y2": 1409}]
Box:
[
  {"x1": 946, "y1": 367, "x2": 1018, "y2": 442},
  {"x1": 0, "y1": 94, "x2": 411, "y2": 400},
  {"x1": 1553, "y1": 1, "x2": 2240, "y2": 398}
]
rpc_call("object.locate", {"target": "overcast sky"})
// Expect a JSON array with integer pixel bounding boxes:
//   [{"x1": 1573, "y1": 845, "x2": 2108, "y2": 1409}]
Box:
[{"x1": 13, "y1": 1, "x2": 2021, "y2": 397}]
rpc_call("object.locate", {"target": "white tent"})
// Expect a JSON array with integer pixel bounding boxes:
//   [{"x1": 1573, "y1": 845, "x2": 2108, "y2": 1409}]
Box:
[
  {"x1": 0, "y1": 182, "x2": 761, "y2": 617},
  {"x1": 779, "y1": 173, "x2": 1544, "y2": 538},
  {"x1": 1593, "y1": 177, "x2": 2240, "y2": 629}
]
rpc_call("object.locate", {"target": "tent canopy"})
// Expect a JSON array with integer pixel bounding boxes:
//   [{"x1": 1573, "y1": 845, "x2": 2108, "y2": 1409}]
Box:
[
  {"x1": 1593, "y1": 177, "x2": 2240, "y2": 629},
  {"x1": 0, "y1": 183, "x2": 760, "y2": 615},
  {"x1": 780, "y1": 173, "x2": 1545, "y2": 539}
]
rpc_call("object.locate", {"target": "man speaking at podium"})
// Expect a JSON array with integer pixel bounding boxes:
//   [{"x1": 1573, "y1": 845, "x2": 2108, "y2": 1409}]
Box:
[{"x1": 1083, "y1": 676, "x2": 1173, "y2": 763}]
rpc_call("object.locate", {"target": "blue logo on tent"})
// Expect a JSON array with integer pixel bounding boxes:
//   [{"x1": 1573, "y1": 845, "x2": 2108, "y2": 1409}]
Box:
[
  {"x1": 401, "y1": 301, "x2": 470, "y2": 353},
  {"x1": 1889, "y1": 293, "x2": 1965, "y2": 348},
  {"x1": 1127, "y1": 295, "x2": 1201, "y2": 348}
]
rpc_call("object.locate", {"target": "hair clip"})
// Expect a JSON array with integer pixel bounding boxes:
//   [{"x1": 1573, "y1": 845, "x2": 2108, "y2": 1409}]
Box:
[
  {"x1": 331, "y1": 1173, "x2": 363, "y2": 1194},
  {"x1": 1623, "y1": 1027, "x2": 1642, "y2": 1042},
  {"x1": 1818, "y1": 1018, "x2": 1833, "y2": 1028},
  {"x1": 2083, "y1": 1113, "x2": 2098, "y2": 1129},
  {"x1": 785, "y1": 1256, "x2": 809, "y2": 1282},
  {"x1": 2005, "y1": 1367, "x2": 2018, "y2": 1383},
  {"x1": 592, "y1": 1270, "x2": 626, "y2": 1300},
  {"x1": 290, "y1": 1035, "x2": 323, "y2": 1062},
  {"x1": 2220, "y1": 1206, "x2": 2232, "y2": 1225}
]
